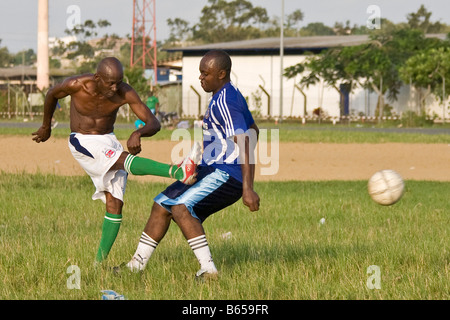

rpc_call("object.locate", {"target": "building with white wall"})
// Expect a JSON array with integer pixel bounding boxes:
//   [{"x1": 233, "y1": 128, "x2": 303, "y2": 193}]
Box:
[{"x1": 166, "y1": 35, "x2": 448, "y2": 122}]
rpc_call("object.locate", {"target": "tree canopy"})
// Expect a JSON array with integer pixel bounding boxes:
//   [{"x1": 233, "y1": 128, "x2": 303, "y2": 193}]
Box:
[
  {"x1": 1, "y1": 1, "x2": 450, "y2": 110},
  {"x1": 285, "y1": 25, "x2": 450, "y2": 118}
]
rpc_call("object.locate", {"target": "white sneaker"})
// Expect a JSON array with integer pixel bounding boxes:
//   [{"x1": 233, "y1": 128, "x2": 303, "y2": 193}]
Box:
[{"x1": 172, "y1": 141, "x2": 202, "y2": 185}]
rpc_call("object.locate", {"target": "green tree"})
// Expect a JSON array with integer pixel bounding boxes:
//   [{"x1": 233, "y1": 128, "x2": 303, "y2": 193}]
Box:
[
  {"x1": 343, "y1": 42, "x2": 395, "y2": 120},
  {"x1": 12, "y1": 49, "x2": 36, "y2": 66},
  {"x1": 344, "y1": 28, "x2": 443, "y2": 120},
  {"x1": 167, "y1": 18, "x2": 191, "y2": 43},
  {"x1": 55, "y1": 19, "x2": 115, "y2": 72},
  {"x1": 284, "y1": 9, "x2": 304, "y2": 36},
  {"x1": 400, "y1": 47, "x2": 450, "y2": 116},
  {"x1": 285, "y1": 9, "x2": 304, "y2": 29},
  {"x1": 164, "y1": 1, "x2": 308, "y2": 44},
  {"x1": 284, "y1": 27, "x2": 439, "y2": 120},
  {"x1": 333, "y1": 20, "x2": 352, "y2": 35},
  {"x1": 192, "y1": 0, "x2": 269, "y2": 43},
  {"x1": 299, "y1": 22, "x2": 334, "y2": 36},
  {"x1": 124, "y1": 66, "x2": 150, "y2": 99},
  {"x1": 0, "y1": 40, "x2": 12, "y2": 67},
  {"x1": 262, "y1": 9, "x2": 305, "y2": 38},
  {"x1": 66, "y1": 19, "x2": 111, "y2": 40},
  {"x1": 406, "y1": 4, "x2": 445, "y2": 33},
  {"x1": 285, "y1": 48, "x2": 356, "y2": 117}
]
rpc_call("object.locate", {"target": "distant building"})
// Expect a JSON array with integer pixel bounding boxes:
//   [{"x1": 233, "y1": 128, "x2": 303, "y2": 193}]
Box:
[{"x1": 166, "y1": 35, "x2": 448, "y2": 121}]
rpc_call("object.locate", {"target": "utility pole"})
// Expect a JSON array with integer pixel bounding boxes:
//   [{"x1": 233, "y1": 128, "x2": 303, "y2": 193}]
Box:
[
  {"x1": 37, "y1": 0, "x2": 49, "y2": 90},
  {"x1": 131, "y1": 0, "x2": 158, "y2": 84},
  {"x1": 279, "y1": 0, "x2": 284, "y2": 121}
]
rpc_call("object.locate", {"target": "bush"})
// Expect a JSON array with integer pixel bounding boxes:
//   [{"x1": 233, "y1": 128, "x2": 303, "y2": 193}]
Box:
[{"x1": 401, "y1": 111, "x2": 435, "y2": 127}]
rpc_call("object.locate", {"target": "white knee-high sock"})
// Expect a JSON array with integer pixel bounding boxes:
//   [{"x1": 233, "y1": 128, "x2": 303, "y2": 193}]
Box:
[
  {"x1": 188, "y1": 235, "x2": 217, "y2": 273},
  {"x1": 127, "y1": 232, "x2": 158, "y2": 271}
]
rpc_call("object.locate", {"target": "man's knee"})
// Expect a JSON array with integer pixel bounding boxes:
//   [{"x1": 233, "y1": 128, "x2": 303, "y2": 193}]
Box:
[
  {"x1": 171, "y1": 204, "x2": 190, "y2": 220},
  {"x1": 151, "y1": 202, "x2": 172, "y2": 219},
  {"x1": 105, "y1": 192, "x2": 123, "y2": 214}
]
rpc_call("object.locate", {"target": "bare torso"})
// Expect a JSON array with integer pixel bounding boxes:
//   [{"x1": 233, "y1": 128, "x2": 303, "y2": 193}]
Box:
[
  {"x1": 33, "y1": 59, "x2": 160, "y2": 155},
  {"x1": 69, "y1": 74, "x2": 128, "y2": 134}
]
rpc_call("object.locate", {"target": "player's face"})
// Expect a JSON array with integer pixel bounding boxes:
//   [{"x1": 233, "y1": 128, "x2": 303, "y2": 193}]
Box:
[
  {"x1": 96, "y1": 69, "x2": 123, "y2": 98},
  {"x1": 199, "y1": 57, "x2": 223, "y2": 95}
]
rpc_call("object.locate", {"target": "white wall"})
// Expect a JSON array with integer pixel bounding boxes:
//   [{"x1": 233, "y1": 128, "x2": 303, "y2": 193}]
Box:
[
  {"x1": 182, "y1": 54, "x2": 341, "y2": 118},
  {"x1": 181, "y1": 54, "x2": 449, "y2": 121},
  {"x1": 349, "y1": 84, "x2": 449, "y2": 119}
]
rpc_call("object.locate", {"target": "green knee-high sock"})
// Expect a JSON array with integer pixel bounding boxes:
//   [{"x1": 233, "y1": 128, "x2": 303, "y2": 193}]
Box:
[
  {"x1": 123, "y1": 154, "x2": 183, "y2": 179},
  {"x1": 96, "y1": 212, "x2": 122, "y2": 262}
]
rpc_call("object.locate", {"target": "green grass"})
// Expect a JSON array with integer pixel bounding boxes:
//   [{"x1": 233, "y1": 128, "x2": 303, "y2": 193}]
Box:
[
  {"x1": 0, "y1": 172, "x2": 448, "y2": 300},
  {"x1": 1, "y1": 121, "x2": 449, "y2": 143},
  {"x1": 274, "y1": 127, "x2": 450, "y2": 143},
  {"x1": 0, "y1": 124, "x2": 176, "y2": 141}
]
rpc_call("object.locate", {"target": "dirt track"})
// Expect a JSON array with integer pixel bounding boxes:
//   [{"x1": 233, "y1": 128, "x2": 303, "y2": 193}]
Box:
[{"x1": 1, "y1": 136, "x2": 449, "y2": 182}]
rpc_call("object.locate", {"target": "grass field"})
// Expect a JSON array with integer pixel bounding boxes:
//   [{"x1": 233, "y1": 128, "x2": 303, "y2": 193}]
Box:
[
  {"x1": 0, "y1": 172, "x2": 448, "y2": 300},
  {"x1": 1, "y1": 121, "x2": 450, "y2": 143},
  {"x1": 1, "y1": 123, "x2": 448, "y2": 302}
]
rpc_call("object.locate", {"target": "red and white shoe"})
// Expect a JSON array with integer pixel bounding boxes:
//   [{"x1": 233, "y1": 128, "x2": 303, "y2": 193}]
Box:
[{"x1": 171, "y1": 141, "x2": 202, "y2": 185}]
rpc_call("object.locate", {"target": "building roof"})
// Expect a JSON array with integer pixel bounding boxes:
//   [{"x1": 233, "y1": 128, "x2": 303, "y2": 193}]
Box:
[
  {"x1": 0, "y1": 66, "x2": 75, "y2": 80},
  {"x1": 165, "y1": 33, "x2": 448, "y2": 56},
  {"x1": 165, "y1": 35, "x2": 371, "y2": 55},
  {"x1": 0, "y1": 66, "x2": 36, "y2": 78}
]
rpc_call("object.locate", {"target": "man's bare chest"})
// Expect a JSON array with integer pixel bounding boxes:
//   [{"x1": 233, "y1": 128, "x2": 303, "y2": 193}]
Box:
[{"x1": 71, "y1": 94, "x2": 124, "y2": 117}]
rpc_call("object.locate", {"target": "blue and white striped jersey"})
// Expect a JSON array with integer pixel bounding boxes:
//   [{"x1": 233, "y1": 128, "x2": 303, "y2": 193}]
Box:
[{"x1": 201, "y1": 82, "x2": 255, "y2": 182}]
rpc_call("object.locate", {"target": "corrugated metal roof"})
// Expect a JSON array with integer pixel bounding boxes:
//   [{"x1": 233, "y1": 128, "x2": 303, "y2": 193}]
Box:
[
  {"x1": 0, "y1": 66, "x2": 75, "y2": 79},
  {"x1": 165, "y1": 35, "x2": 370, "y2": 54},
  {"x1": 0, "y1": 66, "x2": 36, "y2": 78},
  {"x1": 165, "y1": 33, "x2": 447, "y2": 55}
]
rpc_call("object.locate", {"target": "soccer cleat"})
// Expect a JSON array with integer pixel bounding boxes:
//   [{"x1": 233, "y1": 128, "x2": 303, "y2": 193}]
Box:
[
  {"x1": 195, "y1": 269, "x2": 219, "y2": 281},
  {"x1": 171, "y1": 141, "x2": 202, "y2": 185},
  {"x1": 113, "y1": 255, "x2": 146, "y2": 274},
  {"x1": 124, "y1": 255, "x2": 147, "y2": 272}
]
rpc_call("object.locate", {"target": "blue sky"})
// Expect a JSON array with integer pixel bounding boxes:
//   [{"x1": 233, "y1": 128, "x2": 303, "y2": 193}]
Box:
[{"x1": 1, "y1": 0, "x2": 449, "y2": 53}]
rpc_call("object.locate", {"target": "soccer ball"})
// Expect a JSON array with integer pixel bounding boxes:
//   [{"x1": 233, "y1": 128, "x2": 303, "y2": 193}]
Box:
[{"x1": 368, "y1": 170, "x2": 404, "y2": 206}]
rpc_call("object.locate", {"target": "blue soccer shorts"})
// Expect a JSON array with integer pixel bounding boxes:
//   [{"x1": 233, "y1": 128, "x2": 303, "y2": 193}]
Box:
[{"x1": 154, "y1": 166, "x2": 242, "y2": 222}]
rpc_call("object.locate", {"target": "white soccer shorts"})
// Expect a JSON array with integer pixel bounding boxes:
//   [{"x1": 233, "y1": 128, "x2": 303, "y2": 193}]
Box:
[{"x1": 68, "y1": 132, "x2": 127, "y2": 204}]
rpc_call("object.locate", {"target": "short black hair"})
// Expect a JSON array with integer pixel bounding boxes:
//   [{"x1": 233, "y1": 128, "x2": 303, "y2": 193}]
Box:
[{"x1": 203, "y1": 50, "x2": 232, "y2": 76}]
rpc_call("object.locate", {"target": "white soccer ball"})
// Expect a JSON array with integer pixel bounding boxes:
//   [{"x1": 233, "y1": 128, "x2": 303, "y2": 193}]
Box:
[{"x1": 368, "y1": 170, "x2": 404, "y2": 206}]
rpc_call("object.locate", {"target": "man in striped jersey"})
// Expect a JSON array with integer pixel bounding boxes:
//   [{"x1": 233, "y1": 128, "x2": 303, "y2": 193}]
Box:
[
  {"x1": 125, "y1": 50, "x2": 260, "y2": 279},
  {"x1": 32, "y1": 57, "x2": 198, "y2": 263}
]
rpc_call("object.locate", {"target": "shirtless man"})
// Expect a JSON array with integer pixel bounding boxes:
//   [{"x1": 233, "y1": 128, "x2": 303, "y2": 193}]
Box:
[{"x1": 32, "y1": 57, "x2": 199, "y2": 262}]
